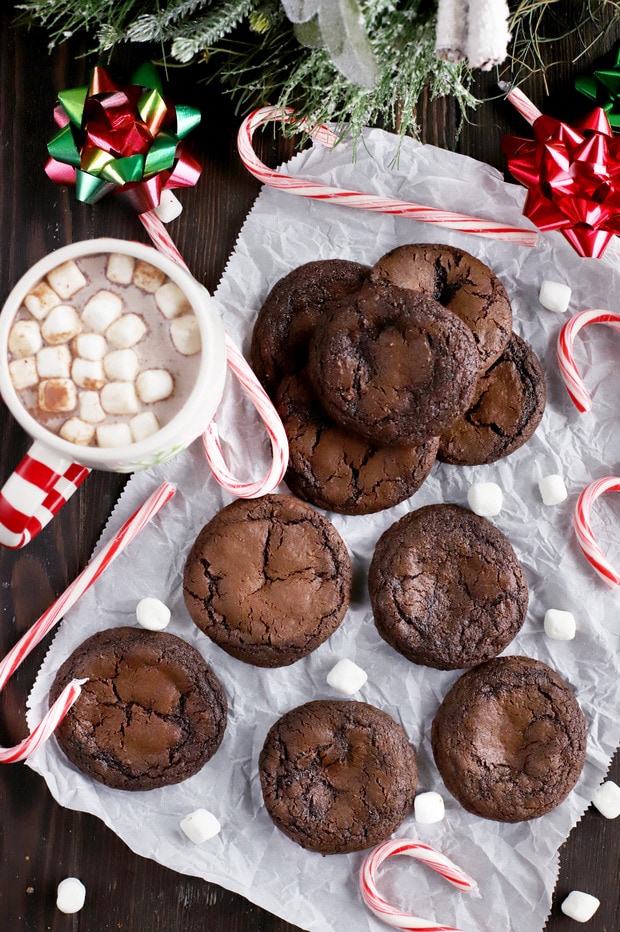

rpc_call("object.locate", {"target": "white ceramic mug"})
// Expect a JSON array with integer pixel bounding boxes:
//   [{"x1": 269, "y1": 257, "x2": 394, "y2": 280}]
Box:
[{"x1": 0, "y1": 237, "x2": 231, "y2": 548}]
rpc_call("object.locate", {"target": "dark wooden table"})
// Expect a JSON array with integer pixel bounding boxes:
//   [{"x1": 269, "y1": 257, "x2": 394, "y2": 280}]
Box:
[{"x1": 0, "y1": 5, "x2": 618, "y2": 930}]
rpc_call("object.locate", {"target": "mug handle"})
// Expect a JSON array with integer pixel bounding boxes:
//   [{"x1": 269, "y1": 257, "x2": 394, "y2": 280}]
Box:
[
  {"x1": 0, "y1": 440, "x2": 90, "y2": 549},
  {"x1": 202, "y1": 335, "x2": 289, "y2": 497}
]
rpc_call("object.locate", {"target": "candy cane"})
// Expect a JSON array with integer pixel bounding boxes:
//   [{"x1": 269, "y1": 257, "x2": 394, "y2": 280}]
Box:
[
  {"x1": 237, "y1": 106, "x2": 538, "y2": 247},
  {"x1": 360, "y1": 839, "x2": 479, "y2": 931},
  {"x1": 556, "y1": 309, "x2": 620, "y2": 413},
  {"x1": 0, "y1": 481, "x2": 176, "y2": 763},
  {"x1": 573, "y1": 477, "x2": 620, "y2": 588},
  {"x1": 501, "y1": 84, "x2": 544, "y2": 126}
]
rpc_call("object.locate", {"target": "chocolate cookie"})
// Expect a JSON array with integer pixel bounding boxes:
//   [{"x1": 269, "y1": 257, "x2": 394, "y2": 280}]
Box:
[
  {"x1": 49, "y1": 627, "x2": 227, "y2": 791},
  {"x1": 183, "y1": 494, "x2": 352, "y2": 667},
  {"x1": 250, "y1": 259, "x2": 369, "y2": 392},
  {"x1": 259, "y1": 699, "x2": 418, "y2": 853},
  {"x1": 275, "y1": 370, "x2": 439, "y2": 515},
  {"x1": 370, "y1": 243, "x2": 512, "y2": 371},
  {"x1": 437, "y1": 333, "x2": 546, "y2": 465},
  {"x1": 307, "y1": 284, "x2": 479, "y2": 446},
  {"x1": 431, "y1": 656, "x2": 587, "y2": 822},
  {"x1": 368, "y1": 504, "x2": 528, "y2": 670}
]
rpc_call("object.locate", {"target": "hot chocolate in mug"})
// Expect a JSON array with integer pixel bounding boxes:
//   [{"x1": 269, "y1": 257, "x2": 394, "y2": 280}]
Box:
[{"x1": 0, "y1": 237, "x2": 286, "y2": 548}]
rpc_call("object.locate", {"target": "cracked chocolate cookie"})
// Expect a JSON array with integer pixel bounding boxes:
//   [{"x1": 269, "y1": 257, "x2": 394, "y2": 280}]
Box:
[
  {"x1": 431, "y1": 656, "x2": 587, "y2": 821},
  {"x1": 250, "y1": 259, "x2": 369, "y2": 392},
  {"x1": 307, "y1": 284, "x2": 479, "y2": 446},
  {"x1": 437, "y1": 333, "x2": 546, "y2": 465},
  {"x1": 259, "y1": 699, "x2": 418, "y2": 853},
  {"x1": 370, "y1": 243, "x2": 512, "y2": 372},
  {"x1": 275, "y1": 370, "x2": 439, "y2": 515},
  {"x1": 49, "y1": 626, "x2": 227, "y2": 791},
  {"x1": 183, "y1": 494, "x2": 352, "y2": 667},
  {"x1": 369, "y1": 503, "x2": 528, "y2": 670}
]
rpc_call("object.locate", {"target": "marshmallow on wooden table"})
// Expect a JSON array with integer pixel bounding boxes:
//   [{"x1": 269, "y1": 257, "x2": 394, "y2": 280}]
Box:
[
  {"x1": 539, "y1": 280, "x2": 571, "y2": 313},
  {"x1": 130, "y1": 411, "x2": 159, "y2": 442},
  {"x1": 103, "y1": 348, "x2": 140, "y2": 382},
  {"x1": 326, "y1": 658, "x2": 368, "y2": 695},
  {"x1": 56, "y1": 877, "x2": 86, "y2": 914},
  {"x1": 38, "y1": 378, "x2": 76, "y2": 413},
  {"x1": 106, "y1": 252, "x2": 135, "y2": 285},
  {"x1": 24, "y1": 281, "x2": 61, "y2": 320},
  {"x1": 544, "y1": 608, "x2": 576, "y2": 641},
  {"x1": 73, "y1": 332, "x2": 107, "y2": 361},
  {"x1": 41, "y1": 304, "x2": 82, "y2": 344},
  {"x1": 100, "y1": 381, "x2": 140, "y2": 415},
  {"x1": 414, "y1": 791, "x2": 445, "y2": 824},
  {"x1": 155, "y1": 281, "x2": 191, "y2": 319},
  {"x1": 60, "y1": 417, "x2": 95, "y2": 446},
  {"x1": 170, "y1": 314, "x2": 201, "y2": 355},
  {"x1": 136, "y1": 596, "x2": 171, "y2": 630},
  {"x1": 467, "y1": 480, "x2": 503, "y2": 516},
  {"x1": 136, "y1": 368, "x2": 173, "y2": 404},
  {"x1": 79, "y1": 390, "x2": 106, "y2": 424},
  {"x1": 9, "y1": 356, "x2": 38, "y2": 390},
  {"x1": 46, "y1": 260, "x2": 86, "y2": 299},
  {"x1": 106, "y1": 312, "x2": 147, "y2": 349},
  {"x1": 180, "y1": 808, "x2": 221, "y2": 844},
  {"x1": 591, "y1": 780, "x2": 620, "y2": 819},
  {"x1": 36, "y1": 345, "x2": 71, "y2": 379},
  {"x1": 561, "y1": 891, "x2": 600, "y2": 923},
  {"x1": 82, "y1": 290, "x2": 123, "y2": 332},
  {"x1": 133, "y1": 260, "x2": 166, "y2": 293},
  {"x1": 96, "y1": 422, "x2": 133, "y2": 447},
  {"x1": 9, "y1": 319, "x2": 42, "y2": 357},
  {"x1": 539, "y1": 473, "x2": 568, "y2": 506},
  {"x1": 72, "y1": 357, "x2": 105, "y2": 391}
]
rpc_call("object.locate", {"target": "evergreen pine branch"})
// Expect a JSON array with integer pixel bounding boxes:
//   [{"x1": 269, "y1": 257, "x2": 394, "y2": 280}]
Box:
[{"x1": 169, "y1": 0, "x2": 256, "y2": 62}]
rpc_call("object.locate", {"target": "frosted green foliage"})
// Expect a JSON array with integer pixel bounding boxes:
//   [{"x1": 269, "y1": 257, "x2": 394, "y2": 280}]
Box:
[{"x1": 318, "y1": 0, "x2": 378, "y2": 89}]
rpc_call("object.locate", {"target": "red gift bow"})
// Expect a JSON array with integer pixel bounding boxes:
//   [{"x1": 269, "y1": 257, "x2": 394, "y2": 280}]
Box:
[{"x1": 502, "y1": 106, "x2": 620, "y2": 258}]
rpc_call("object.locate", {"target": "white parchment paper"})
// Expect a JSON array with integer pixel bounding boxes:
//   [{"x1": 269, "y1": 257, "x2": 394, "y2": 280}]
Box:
[{"x1": 27, "y1": 128, "x2": 620, "y2": 932}]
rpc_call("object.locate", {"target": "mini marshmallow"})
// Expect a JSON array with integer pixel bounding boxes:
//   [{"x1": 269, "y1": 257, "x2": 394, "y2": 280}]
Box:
[
  {"x1": 72, "y1": 357, "x2": 105, "y2": 391},
  {"x1": 136, "y1": 596, "x2": 171, "y2": 630},
  {"x1": 73, "y1": 332, "x2": 107, "y2": 361},
  {"x1": 59, "y1": 417, "x2": 95, "y2": 446},
  {"x1": 38, "y1": 378, "x2": 76, "y2": 413},
  {"x1": 104, "y1": 348, "x2": 140, "y2": 382},
  {"x1": 36, "y1": 345, "x2": 71, "y2": 379},
  {"x1": 467, "y1": 480, "x2": 503, "y2": 517},
  {"x1": 56, "y1": 877, "x2": 86, "y2": 914},
  {"x1": 180, "y1": 808, "x2": 221, "y2": 845},
  {"x1": 100, "y1": 381, "x2": 140, "y2": 416},
  {"x1": 82, "y1": 290, "x2": 123, "y2": 332},
  {"x1": 106, "y1": 312, "x2": 147, "y2": 349},
  {"x1": 9, "y1": 356, "x2": 38, "y2": 390},
  {"x1": 130, "y1": 411, "x2": 160, "y2": 443},
  {"x1": 170, "y1": 314, "x2": 201, "y2": 355},
  {"x1": 539, "y1": 280, "x2": 572, "y2": 313},
  {"x1": 561, "y1": 891, "x2": 600, "y2": 923},
  {"x1": 591, "y1": 780, "x2": 620, "y2": 819},
  {"x1": 24, "y1": 281, "x2": 61, "y2": 320},
  {"x1": 544, "y1": 608, "x2": 576, "y2": 641},
  {"x1": 46, "y1": 260, "x2": 86, "y2": 299},
  {"x1": 155, "y1": 281, "x2": 191, "y2": 319},
  {"x1": 414, "y1": 791, "x2": 445, "y2": 824},
  {"x1": 96, "y1": 422, "x2": 133, "y2": 448},
  {"x1": 41, "y1": 304, "x2": 82, "y2": 344},
  {"x1": 136, "y1": 368, "x2": 173, "y2": 404},
  {"x1": 8, "y1": 319, "x2": 42, "y2": 357},
  {"x1": 154, "y1": 188, "x2": 183, "y2": 223},
  {"x1": 133, "y1": 260, "x2": 167, "y2": 293},
  {"x1": 79, "y1": 390, "x2": 106, "y2": 424},
  {"x1": 326, "y1": 658, "x2": 368, "y2": 695},
  {"x1": 539, "y1": 473, "x2": 568, "y2": 506},
  {"x1": 106, "y1": 252, "x2": 135, "y2": 285}
]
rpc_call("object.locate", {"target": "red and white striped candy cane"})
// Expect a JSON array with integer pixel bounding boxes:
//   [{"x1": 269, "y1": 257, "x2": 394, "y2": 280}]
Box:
[
  {"x1": 140, "y1": 209, "x2": 288, "y2": 497},
  {"x1": 360, "y1": 839, "x2": 479, "y2": 932},
  {"x1": 0, "y1": 481, "x2": 175, "y2": 763},
  {"x1": 573, "y1": 477, "x2": 620, "y2": 588},
  {"x1": 237, "y1": 106, "x2": 538, "y2": 247},
  {"x1": 557, "y1": 309, "x2": 620, "y2": 413},
  {"x1": 502, "y1": 85, "x2": 544, "y2": 126}
]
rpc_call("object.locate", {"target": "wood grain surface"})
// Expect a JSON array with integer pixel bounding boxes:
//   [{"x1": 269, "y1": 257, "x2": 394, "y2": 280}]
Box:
[{"x1": 0, "y1": 4, "x2": 618, "y2": 930}]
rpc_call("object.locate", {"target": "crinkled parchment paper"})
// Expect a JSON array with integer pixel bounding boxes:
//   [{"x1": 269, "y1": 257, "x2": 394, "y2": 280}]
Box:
[{"x1": 27, "y1": 128, "x2": 620, "y2": 932}]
